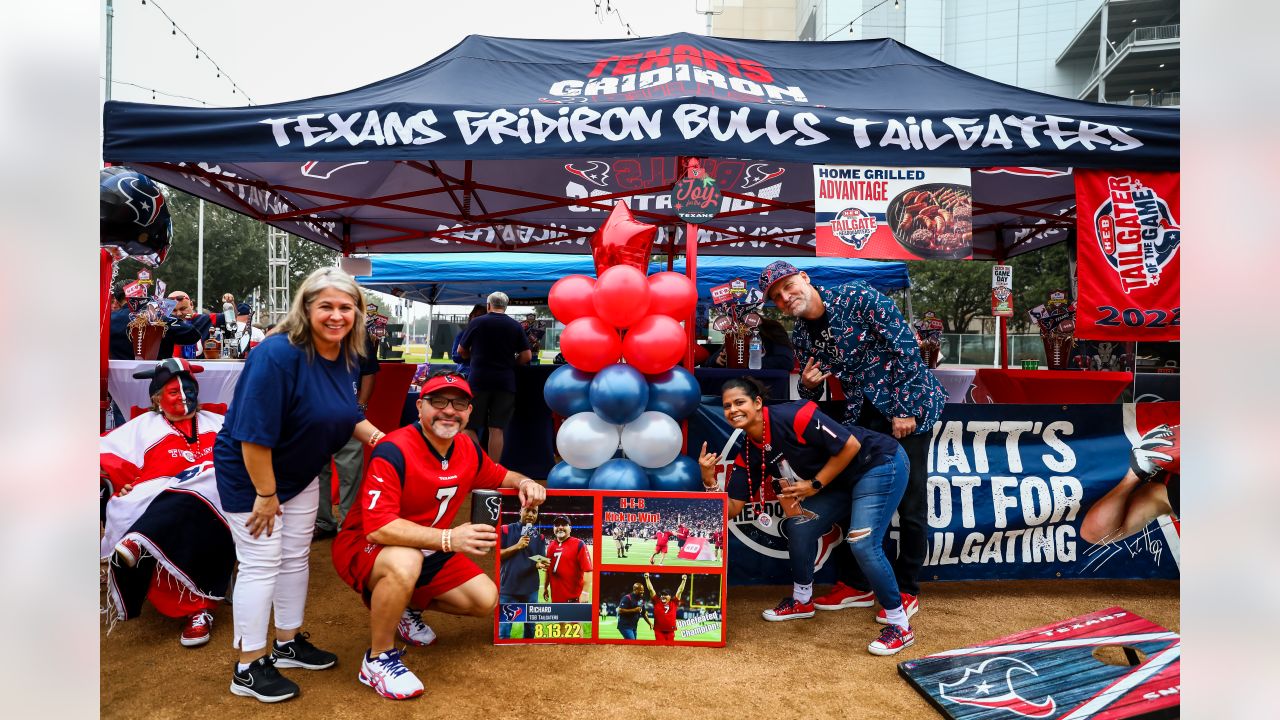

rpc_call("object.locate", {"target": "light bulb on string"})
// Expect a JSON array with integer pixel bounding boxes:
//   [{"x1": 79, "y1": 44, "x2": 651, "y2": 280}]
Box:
[
  {"x1": 171, "y1": 24, "x2": 176, "y2": 35},
  {"x1": 895, "y1": 0, "x2": 901, "y2": 9}
]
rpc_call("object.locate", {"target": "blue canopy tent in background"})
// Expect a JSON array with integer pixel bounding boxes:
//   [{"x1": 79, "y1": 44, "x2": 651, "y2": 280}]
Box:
[{"x1": 357, "y1": 253, "x2": 910, "y2": 305}]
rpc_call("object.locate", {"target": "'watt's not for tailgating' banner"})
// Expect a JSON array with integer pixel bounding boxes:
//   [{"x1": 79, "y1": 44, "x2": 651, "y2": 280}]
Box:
[
  {"x1": 694, "y1": 402, "x2": 1180, "y2": 585},
  {"x1": 1075, "y1": 169, "x2": 1181, "y2": 340}
]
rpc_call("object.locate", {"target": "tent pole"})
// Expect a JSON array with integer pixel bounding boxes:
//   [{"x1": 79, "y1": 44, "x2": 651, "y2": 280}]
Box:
[
  {"x1": 684, "y1": 222, "x2": 698, "y2": 371},
  {"x1": 995, "y1": 234, "x2": 1009, "y2": 369}
]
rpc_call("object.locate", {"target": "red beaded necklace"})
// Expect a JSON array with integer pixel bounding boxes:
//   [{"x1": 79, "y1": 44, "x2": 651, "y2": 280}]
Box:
[{"x1": 745, "y1": 408, "x2": 772, "y2": 520}]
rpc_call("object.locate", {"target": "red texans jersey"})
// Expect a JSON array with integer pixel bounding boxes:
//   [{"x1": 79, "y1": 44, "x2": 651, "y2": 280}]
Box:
[
  {"x1": 342, "y1": 423, "x2": 506, "y2": 537},
  {"x1": 546, "y1": 536, "x2": 592, "y2": 602},
  {"x1": 653, "y1": 597, "x2": 681, "y2": 632},
  {"x1": 655, "y1": 531, "x2": 670, "y2": 546},
  {"x1": 100, "y1": 411, "x2": 223, "y2": 494},
  {"x1": 676, "y1": 525, "x2": 690, "y2": 540}
]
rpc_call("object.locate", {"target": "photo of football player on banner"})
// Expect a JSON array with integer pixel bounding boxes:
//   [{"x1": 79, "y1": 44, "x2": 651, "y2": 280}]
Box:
[{"x1": 491, "y1": 489, "x2": 728, "y2": 646}]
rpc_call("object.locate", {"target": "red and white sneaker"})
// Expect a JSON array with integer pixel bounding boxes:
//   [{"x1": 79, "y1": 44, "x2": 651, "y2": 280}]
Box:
[
  {"x1": 180, "y1": 611, "x2": 213, "y2": 647},
  {"x1": 114, "y1": 537, "x2": 143, "y2": 568},
  {"x1": 812, "y1": 582, "x2": 875, "y2": 610},
  {"x1": 867, "y1": 623, "x2": 915, "y2": 656},
  {"x1": 875, "y1": 593, "x2": 919, "y2": 624},
  {"x1": 397, "y1": 608, "x2": 437, "y2": 647},
  {"x1": 359, "y1": 648, "x2": 424, "y2": 700},
  {"x1": 761, "y1": 597, "x2": 816, "y2": 622}
]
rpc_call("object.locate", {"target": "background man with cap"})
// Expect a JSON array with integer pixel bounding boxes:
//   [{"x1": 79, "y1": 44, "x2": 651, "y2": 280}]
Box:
[
  {"x1": 158, "y1": 290, "x2": 212, "y2": 360},
  {"x1": 759, "y1": 260, "x2": 946, "y2": 624},
  {"x1": 331, "y1": 370, "x2": 545, "y2": 700},
  {"x1": 100, "y1": 358, "x2": 234, "y2": 648}
]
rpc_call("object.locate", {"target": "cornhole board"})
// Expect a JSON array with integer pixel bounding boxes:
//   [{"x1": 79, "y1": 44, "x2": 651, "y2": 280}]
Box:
[{"x1": 899, "y1": 607, "x2": 1179, "y2": 720}]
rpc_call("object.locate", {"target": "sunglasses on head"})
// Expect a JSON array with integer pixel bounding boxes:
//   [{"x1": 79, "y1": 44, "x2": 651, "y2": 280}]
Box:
[{"x1": 424, "y1": 395, "x2": 471, "y2": 411}]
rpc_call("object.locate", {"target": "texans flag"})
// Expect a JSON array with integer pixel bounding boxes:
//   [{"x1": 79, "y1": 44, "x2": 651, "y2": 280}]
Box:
[{"x1": 900, "y1": 607, "x2": 1179, "y2": 719}]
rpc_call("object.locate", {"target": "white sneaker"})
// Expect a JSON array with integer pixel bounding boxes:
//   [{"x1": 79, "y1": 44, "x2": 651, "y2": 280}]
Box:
[
  {"x1": 359, "y1": 648, "x2": 424, "y2": 700},
  {"x1": 397, "y1": 608, "x2": 437, "y2": 647}
]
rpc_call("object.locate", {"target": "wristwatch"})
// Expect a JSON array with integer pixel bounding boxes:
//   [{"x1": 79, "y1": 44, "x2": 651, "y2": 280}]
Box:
[{"x1": 810, "y1": 479, "x2": 823, "y2": 491}]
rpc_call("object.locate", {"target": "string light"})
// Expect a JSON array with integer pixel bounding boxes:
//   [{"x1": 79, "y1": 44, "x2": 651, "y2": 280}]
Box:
[
  {"x1": 595, "y1": 0, "x2": 639, "y2": 38},
  {"x1": 102, "y1": 76, "x2": 223, "y2": 106},
  {"x1": 137, "y1": 0, "x2": 256, "y2": 104},
  {"x1": 826, "y1": 0, "x2": 898, "y2": 40}
]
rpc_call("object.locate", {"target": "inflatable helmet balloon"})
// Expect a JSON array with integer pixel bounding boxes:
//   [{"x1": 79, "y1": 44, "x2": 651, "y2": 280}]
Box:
[{"x1": 100, "y1": 167, "x2": 173, "y2": 267}]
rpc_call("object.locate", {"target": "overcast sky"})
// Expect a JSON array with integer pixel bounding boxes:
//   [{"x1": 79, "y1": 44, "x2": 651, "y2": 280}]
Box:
[
  {"x1": 102, "y1": 0, "x2": 705, "y2": 107},
  {"x1": 100, "y1": 1, "x2": 707, "y2": 320}
]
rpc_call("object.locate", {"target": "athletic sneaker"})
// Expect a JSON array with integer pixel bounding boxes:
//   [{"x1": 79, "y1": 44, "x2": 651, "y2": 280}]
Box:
[
  {"x1": 359, "y1": 648, "x2": 425, "y2": 700},
  {"x1": 272, "y1": 632, "x2": 337, "y2": 670},
  {"x1": 762, "y1": 596, "x2": 816, "y2": 622},
  {"x1": 114, "y1": 537, "x2": 143, "y2": 568},
  {"x1": 875, "y1": 593, "x2": 920, "y2": 625},
  {"x1": 812, "y1": 581, "x2": 876, "y2": 610},
  {"x1": 180, "y1": 611, "x2": 213, "y2": 647},
  {"x1": 230, "y1": 656, "x2": 299, "y2": 703},
  {"x1": 867, "y1": 623, "x2": 915, "y2": 656},
  {"x1": 397, "y1": 608, "x2": 437, "y2": 647}
]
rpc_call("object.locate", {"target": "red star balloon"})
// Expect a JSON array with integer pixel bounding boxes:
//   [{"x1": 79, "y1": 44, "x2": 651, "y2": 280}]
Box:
[{"x1": 590, "y1": 200, "x2": 657, "y2": 276}]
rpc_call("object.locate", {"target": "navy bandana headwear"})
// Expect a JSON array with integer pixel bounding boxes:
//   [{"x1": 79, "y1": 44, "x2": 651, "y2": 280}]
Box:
[{"x1": 759, "y1": 260, "x2": 802, "y2": 295}]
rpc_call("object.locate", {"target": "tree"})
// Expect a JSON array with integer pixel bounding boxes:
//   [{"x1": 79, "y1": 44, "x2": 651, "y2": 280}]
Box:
[
  {"x1": 114, "y1": 186, "x2": 336, "y2": 313},
  {"x1": 904, "y1": 243, "x2": 1072, "y2": 334}
]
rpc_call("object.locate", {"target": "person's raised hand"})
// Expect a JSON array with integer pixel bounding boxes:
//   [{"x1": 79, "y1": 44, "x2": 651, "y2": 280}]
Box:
[{"x1": 800, "y1": 357, "x2": 831, "y2": 390}]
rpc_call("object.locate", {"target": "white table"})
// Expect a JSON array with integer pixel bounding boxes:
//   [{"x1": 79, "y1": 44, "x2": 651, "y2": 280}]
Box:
[{"x1": 108, "y1": 359, "x2": 245, "y2": 416}]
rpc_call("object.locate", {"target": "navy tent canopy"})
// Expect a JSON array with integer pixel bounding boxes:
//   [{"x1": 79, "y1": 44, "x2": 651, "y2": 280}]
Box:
[
  {"x1": 102, "y1": 33, "x2": 1178, "y2": 259},
  {"x1": 357, "y1": 253, "x2": 910, "y2": 305}
]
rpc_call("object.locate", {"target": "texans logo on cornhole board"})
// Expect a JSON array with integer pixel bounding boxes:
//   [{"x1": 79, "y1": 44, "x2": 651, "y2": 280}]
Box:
[{"x1": 900, "y1": 607, "x2": 1179, "y2": 720}]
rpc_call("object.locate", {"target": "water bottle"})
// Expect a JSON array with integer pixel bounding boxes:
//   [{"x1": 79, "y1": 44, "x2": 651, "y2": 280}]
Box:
[{"x1": 748, "y1": 330, "x2": 763, "y2": 369}]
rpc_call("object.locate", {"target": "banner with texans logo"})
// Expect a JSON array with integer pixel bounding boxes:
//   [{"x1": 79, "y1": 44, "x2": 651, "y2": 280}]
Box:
[
  {"x1": 686, "y1": 402, "x2": 1180, "y2": 585},
  {"x1": 814, "y1": 165, "x2": 973, "y2": 260},
  {"x1": 1075, "y1": 169, "x2": 1181, "y2": 341}
]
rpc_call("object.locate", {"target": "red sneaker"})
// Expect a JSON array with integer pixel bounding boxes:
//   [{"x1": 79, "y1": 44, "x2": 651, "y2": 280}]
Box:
[
  {"x1": 761, "y1": 597, "x2": 816, "y2": 622},
  {"x1": 114, "y1": 538, "x2": 143, "y2": 568},
  {"x1": 867, "y1": 623, "x2": 915, "y2": 656},
  {"x1": 812, "y1": 582, "x2": 875, "y2": 610},
  {"x1": 180, "y1": 611, "x2": 213, "y2": 647},
  {"x1": 876, "y1": 593, "x2": 919, "y2": 624}
]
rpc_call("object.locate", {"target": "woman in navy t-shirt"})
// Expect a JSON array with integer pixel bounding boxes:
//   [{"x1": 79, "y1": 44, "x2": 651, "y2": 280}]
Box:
[
  {"x1": 697, "y1": 377, "x2": 914, "y2": 656},
  {"x1": 213, "y1": 267, "x2": 387, "y2": 703}
]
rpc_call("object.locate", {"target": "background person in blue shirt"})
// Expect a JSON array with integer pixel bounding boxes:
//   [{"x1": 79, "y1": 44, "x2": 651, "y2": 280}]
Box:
[
  {"x1": 213, "y1": 266, "x2": 389, "y2": 704},
  {"x1": 455, "y1": 292, "x2": 532, "y2": 462},
  {"x1": 497, "y1": 504, "x2": 548, "y2": 639},
  {"x1": 760, "y1": 260, "x2": 946, "y2": 627},
  {"x1": 699, "y1": 377, "x2": 914, "y2": 656},
  {"x1": 615, "y1": 582, "x2": 650, "y2": 640}
]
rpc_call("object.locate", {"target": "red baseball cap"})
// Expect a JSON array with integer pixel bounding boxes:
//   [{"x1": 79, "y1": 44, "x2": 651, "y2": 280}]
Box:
[{"x1": 419, "y1": 373, "x2": 473, "y2": 398}]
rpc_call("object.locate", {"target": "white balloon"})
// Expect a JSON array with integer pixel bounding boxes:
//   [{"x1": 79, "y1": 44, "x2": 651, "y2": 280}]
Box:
[
  {"x1": 621, "y1": 411, "x2": 683, "y2": 469},
  {"x1": 557, "y1": 412, "x2": 621, "y2": 469}
]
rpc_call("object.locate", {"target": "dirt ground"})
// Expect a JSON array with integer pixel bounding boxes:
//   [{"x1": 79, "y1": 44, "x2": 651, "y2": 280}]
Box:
[{"x1": 101, "y1": 537, "x2": 1178, "y2": 720}]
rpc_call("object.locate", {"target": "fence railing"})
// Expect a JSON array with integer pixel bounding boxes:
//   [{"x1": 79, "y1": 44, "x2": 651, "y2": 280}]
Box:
[{"x1": 1117, "y1": 91, "x2": 1180, "y2": 107}]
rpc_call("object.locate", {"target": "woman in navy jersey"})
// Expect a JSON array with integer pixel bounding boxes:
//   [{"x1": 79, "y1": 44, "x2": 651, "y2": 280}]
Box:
[
  {"x1": 698, "y1": 377, "x2": 914, "y2": 655},
  {"x1": 213, "y1": 267, "x2": 388, "y2": 703}
]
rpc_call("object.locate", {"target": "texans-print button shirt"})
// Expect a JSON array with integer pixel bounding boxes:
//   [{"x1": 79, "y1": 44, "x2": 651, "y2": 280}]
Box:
[{"x1": 792, "y1": 282, "x2": 946, "y2": 435}]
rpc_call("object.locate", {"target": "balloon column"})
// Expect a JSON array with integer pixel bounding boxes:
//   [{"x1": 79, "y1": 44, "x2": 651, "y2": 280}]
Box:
[{"x1": 545, "y1": 202, "x2": 703, "y2": 492}]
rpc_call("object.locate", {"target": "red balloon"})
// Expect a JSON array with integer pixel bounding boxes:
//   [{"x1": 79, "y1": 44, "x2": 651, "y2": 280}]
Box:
[
  {"x1": 646, "y1": 271, "x2": 697, "y2": 320},
  {"x1": 622, "y1": 315, "x2": 686, "y2": 374},
  {"x1": 560, "y1": 317, "x2": 622, "y2": 372},
  {"x1": 548, "y1": 274, "x2": 597, "y2": 324},
  {"x1": 593, "y1": 265, "x2": 651, "y2": 329},
  {"x1": 590, "y1": 201, "x2": 657, "y2": 275}
]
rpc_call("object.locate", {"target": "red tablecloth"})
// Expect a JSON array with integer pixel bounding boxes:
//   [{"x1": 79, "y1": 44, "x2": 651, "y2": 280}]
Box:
[{"x1": 970, "y1": 369, "x2": 1132, "y2": 404}]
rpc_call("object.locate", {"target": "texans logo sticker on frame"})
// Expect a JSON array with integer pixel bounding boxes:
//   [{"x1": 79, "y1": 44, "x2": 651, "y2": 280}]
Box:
[
  {"x1": 899, "y1": 607, "x2": 1179, "y2": 719},
  {"x1": 1075, "y1": 170, "x2": 1180, "y2": 341}
]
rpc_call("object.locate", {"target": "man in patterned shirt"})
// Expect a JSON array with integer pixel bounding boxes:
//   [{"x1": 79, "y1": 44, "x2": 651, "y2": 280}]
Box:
[{"x1": 760, "y1": 260, "x2": 946, "y2": 624}]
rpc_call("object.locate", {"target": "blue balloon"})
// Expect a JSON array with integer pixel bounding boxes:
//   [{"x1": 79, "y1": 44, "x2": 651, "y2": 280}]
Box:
[
  {"x1": 589, "y1": 363, "x2": 649, "y2": 425},
  {"x1": 646, "y1": 366, "x2": 702, "y2": 420},
  {"x1": 547, "y1": 461, "x2": 593, "y2": 490},
  {"x1": 646, "y1": 455, "x2": 703, "y2": 492},
  {"x1": 543, "y1": 365, "x2": 594, "y2": 417},
  {"x1": 589, "y1": 458, "x2": 652, "y2": 491}
]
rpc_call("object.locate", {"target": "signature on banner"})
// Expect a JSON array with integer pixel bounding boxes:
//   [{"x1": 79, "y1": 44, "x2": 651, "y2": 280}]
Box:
[{"x1": 1079, "y1": 523, "x2": 1164, "y2": 574}]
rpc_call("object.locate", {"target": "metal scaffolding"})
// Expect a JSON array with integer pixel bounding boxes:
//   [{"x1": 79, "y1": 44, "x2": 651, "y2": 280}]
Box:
[{"x1": 267, "y1": 226, "x2": 291, "y2": 325}]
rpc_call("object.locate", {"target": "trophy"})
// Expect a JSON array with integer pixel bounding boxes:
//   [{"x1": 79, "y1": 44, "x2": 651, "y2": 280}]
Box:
[
  {"x1": 773, "y1": 458, "x2": 819, "y2": 522},
  {"x1": 1028, "y1": 290, "x2": 1076, "y2": 370},
  {"x1": 710, "y1": 300, "x2": 763, "y2": 369},
  {"x1": 912, "y1": 311, "x2": 944, "y2": 369},
  {"x1": 125, "y1": 298, "x2": 168, "y2": 360}
]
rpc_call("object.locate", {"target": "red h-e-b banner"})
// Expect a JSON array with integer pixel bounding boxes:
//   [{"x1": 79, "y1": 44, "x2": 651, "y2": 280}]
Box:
[{"x1": 1074, "y1": 169, "x2": 1180, "y2": 340}]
